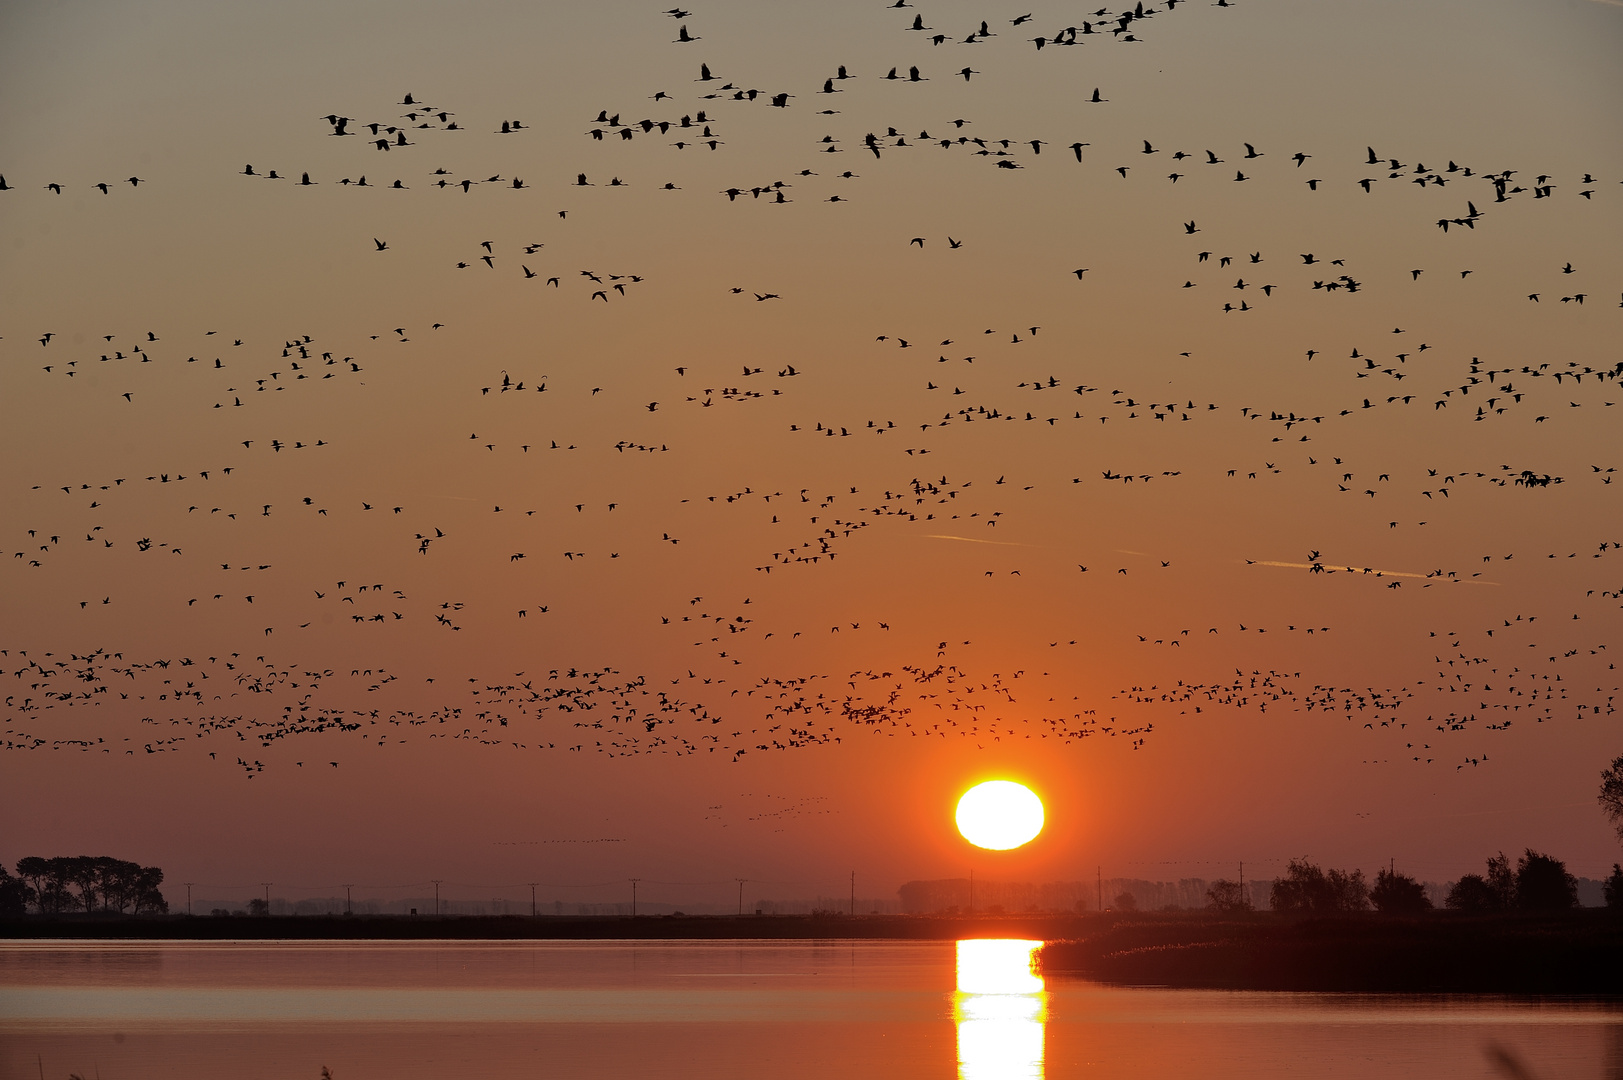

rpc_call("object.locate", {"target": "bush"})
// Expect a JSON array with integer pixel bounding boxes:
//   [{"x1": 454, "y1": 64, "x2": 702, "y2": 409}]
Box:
[
  {"x1": 1445, "y1": 874, "x2": 1499, "y2": 912},
  {"x1": 1514, "y1": 850, "x2": 1577, "y2": 911},
  {"x1": 1370, "y1": 868, "x2": 1432, "y2": 914},
  {"x1": 1112, "y1": 892, "x2": 1138, "y2": 912}
]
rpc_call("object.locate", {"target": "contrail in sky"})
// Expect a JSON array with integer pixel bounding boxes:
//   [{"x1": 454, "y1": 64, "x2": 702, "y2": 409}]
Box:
[
  {"x1": 1252, "y1": 560, "x2": 1499, "y2": 585},
  {"x1": 924, "y1": 535, "x2": 1036, "y2": 547}
]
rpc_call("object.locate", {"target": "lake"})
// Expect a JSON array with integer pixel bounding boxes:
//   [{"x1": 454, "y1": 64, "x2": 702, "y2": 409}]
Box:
[{"x1": 0, "y1": 939, "x2": 1615, "y2": 1079}]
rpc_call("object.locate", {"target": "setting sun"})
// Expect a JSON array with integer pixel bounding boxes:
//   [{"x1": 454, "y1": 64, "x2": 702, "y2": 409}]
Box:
[{"x1": 956, "y1": 781, "x2": 1045, "y2": 850}]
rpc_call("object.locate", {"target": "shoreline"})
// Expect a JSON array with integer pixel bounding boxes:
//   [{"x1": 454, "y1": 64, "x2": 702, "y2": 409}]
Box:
[
  {"x1": 3, "y1": 910, "x2": 1620, "y2": 994},
  {"x1": 1039, "y1": 910, "x2": 1623, "y2": 994}
]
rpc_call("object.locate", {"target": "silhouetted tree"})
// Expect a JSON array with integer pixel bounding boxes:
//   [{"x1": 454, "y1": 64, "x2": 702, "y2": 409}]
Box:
[
  {"x1": 1112, "y1": 892, "x2": 1138, "y2": 912},
  {"x1": 248, "y1": 897, "x2": 270, "y2": 916},
  {"x1": 61, "y1": 857, "x2": 104, "y2": 911},
  {"x1": 0, "y1": 866, "x2": 29, "y2": 918},
  {"x1": 1205, "y1": 879, "x2": 1248, "y2": 912},
  {"x1": 16, "y1": 857, "x2": 70, "y2": 913},
  {"x1": 134, "y1": 866, "x2": 168, "y2": 914},
  {"x1": 1270, "y1": 858, "x2": 1369, "y2": 913},
  {"x1": 14, "y1": 859, "x2": 47, "y2": 911},
  {"x1": 1600, "y1": 755, "x2": 1623, "y2": 842},
  {"x1": 1370, "y1": 868, "x2": 1432, "y2": 914},
  {"x1": 1485, "y1": 852, "x2": 1516, "y2": 909},
  {"x1": 1271, "y1": 859, "x2": 1324, "y2": 911},
  {"x1": 1514, "y1": 850, "x2": 1577, "y2": 911},
  {"x1": 1604, "y1": 865, "x2": 1623, "y2": 909},
  {"x1": 91, "y1": 858, "x2": 167, "y2": 914}
]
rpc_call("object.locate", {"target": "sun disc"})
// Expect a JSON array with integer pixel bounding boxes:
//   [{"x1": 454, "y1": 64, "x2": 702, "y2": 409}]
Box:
[{"x1": 956, "y1": 780, "x2": 1044, "y2": 850}]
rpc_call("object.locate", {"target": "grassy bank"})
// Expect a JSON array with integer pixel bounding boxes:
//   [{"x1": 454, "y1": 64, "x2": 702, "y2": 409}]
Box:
[{"x1": 1038, "y1": 910, "x2": 1623, "y2": 993}]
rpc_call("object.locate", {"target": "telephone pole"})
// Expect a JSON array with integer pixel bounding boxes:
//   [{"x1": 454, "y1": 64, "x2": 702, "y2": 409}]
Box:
[
  {"x1": 530, "y1": 883, "x2": 538, "y2": 918},
  {"x1": 183, "y1": 882, "x2": 193, "y2": 916},
  {"x1": 343, "y1": 884, "x2": 354, "y2": 915},
  {"x1": 968, "y1": 869, "x2": 974, "y2": 915},
  {"x1": 261, "y1": 883, "x2": 272, "y2": 914},
  {"x1": 630, "y1": 878, "x2": 640, "y2": 917},
  {"x1": 1096, "y1": 866, "x2": 1102, "y2": 912},
  {"x1": 850, "y1": 871, "x2": 855, "y2": 917},
  {"x1": 1239, "y1": 862, "x2": 1246, "y2": 910},
  {"x1": 736, "y1": 879, "x2": 746, "y2": 916},
  {"x1": 432, "y1": 879, "x2": 442, "y2": 916}
]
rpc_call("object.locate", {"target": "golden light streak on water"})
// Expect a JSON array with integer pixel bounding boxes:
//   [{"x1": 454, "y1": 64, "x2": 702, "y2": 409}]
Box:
[{"x1": 955, "y1": 939, "x2": 1046, "y2": 1080}]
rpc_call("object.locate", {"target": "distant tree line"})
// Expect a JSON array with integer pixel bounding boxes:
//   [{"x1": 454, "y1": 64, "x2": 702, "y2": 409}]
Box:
[
  {"x1": 1194, "y1": 757, "x2": 1623, "y2": 916},
  {"x1": 0, "y1": 857, "x2": 167, "y2": 916},
  {"x1": 1201, "y1": 849, "x2": 1595, "y2": 916},
  {"x1": 1444, "y1": 851, "x2": 1579, "y2": 912}
]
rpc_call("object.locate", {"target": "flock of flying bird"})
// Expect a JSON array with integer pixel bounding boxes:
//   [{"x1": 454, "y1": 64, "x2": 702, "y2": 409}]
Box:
[{"x1": 2, "y1": 1, "x2": 1618, "y2": 781}]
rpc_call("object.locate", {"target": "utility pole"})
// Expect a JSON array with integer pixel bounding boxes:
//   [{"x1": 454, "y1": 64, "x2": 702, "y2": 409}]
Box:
[
  {"x1": 530, "y1": 883, "x2": 538, "y2": 918},
  {"x1": 850, "y1": 871, "x2": 855, "y2": 917},
  {"x1": 736, "y1": 879, "x2": 746, "y2": 916},
  {"x1": 432, "y1": 879, "x2": 442, "y2": 917},
  {"x1": 183, "y1": 882, "x2": 193, "y2": 916},
  {"x1": 343, "y1": 884, "x2": 354, "y2": 915},
  {"x1": 630, "y1": 878, "x2": 640, "y2": 917},
  {"x1": 1096, "y1": 866, "x2": 1102, "y2": 912},
  {"x1": 968, "y1": 869, "x2": 974, "y2": 916},
  {"x1": 1239, "y1": 862, "x2": 1245, "y2": 910},
  {"x1": 261, "y1": 882, "x2": 272, "y2": 914}
]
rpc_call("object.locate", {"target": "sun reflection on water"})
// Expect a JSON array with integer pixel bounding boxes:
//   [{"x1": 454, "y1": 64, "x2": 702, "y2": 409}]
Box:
[{"x1": 955, "y1": 939, "x2": 1046, "y2": 1080}]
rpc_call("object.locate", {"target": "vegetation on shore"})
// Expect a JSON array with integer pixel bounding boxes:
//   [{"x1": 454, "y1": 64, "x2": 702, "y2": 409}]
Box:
[
  {"x1": 1037, "y1": 842, "x2": 1621, "y2": 993},
  {"x1": 1037, "y1": 909, "x2": 1623, "y2": 993}
]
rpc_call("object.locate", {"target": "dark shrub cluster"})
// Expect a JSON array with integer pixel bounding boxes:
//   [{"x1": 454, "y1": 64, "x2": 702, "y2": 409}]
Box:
[
  {"x1": 1370, "y1": 868, "x2": 1433, "y2": 914},
  {"x1": 1269, "y1": 859, "x2": 1370, "y2": 913},
  {"x1": 1446, "y1": 850, "x2": 1577, "y2": 912}
]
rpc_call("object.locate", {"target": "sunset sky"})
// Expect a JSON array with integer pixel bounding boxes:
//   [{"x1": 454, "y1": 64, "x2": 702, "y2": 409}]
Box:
[{"x1": 2, "y1": 0, "x2": 1620, "y2": 910}]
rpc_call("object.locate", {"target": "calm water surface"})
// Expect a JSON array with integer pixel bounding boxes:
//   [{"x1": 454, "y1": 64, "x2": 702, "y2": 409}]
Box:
[{"x1": 0, "y1": 939, "x2": 1615, "y2": 1079}]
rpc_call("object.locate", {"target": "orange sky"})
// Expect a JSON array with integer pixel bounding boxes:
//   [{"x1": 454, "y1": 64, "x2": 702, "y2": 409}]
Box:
[{"x1": 2, "y1": 0, "x2": 1621, "y2": 909}]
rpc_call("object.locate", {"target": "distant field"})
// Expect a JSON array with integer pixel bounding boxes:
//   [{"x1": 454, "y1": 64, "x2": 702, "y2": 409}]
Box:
[{"x1": 0, "y1": 912, "x2": 1083, "y2": 941}]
